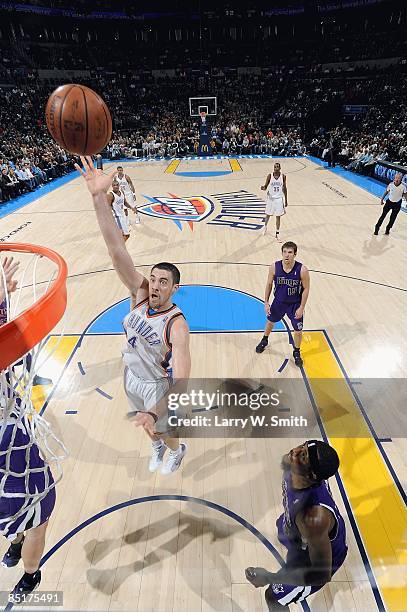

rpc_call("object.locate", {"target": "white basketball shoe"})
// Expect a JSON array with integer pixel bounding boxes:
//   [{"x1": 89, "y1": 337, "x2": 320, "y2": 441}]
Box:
[
  {"x1": 149, "y1": 441, "x2": 167, "y2": 472},
  {"x1": 161, "y1": 443, "x2": 187, "y2": 475}
]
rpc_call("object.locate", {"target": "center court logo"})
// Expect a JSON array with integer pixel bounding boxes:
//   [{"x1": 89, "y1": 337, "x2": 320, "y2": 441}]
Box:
[
  {"x1": 139, "y1": 193, "x2": 214, "y2": 230},
  {"x1": 140, "y1": 190, "x2": 266, "y2": 231}
]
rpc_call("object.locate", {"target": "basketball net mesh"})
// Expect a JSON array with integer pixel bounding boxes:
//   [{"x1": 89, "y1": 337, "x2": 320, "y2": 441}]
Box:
[{"x1": 0, "y1": 253, "x2": 67, "y2": 527}]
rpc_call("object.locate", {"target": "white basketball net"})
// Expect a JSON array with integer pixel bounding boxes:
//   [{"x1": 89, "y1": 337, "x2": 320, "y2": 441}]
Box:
[{"x1": 0, "y1": 252, "x2": 68, "y2": 529}]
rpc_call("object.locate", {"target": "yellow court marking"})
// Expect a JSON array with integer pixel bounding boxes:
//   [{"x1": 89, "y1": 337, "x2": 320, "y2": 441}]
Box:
[
  {"x1": 31, "y1": 336, "x2": 79, "y2": 413},
  {"x1": 229, "y1": 158, "x2": 242, "y2": 172},
  {"x1": 302, "y1": 331, "x2": 407, "y2": 612},
  {"x1": 164, "y1": 159, "x2": 181, "y2": 174}
]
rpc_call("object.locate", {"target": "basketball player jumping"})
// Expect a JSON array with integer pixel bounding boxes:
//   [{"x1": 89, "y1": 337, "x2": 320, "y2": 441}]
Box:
[
  {"x1": 76, "y1": 157, "x2": 190, "y2": 475},
  {"x1": 255, "y1": 242, "x2": 310, "y2": 367},
  {"x1": 261, "y1": 162, "x2": 287, "y2": 241},
  {"x1": 108, "y1": 179, "x2": 134, "y2": 242},
  {"x1": 117, "y1": 166, "x2": 141, "y2": 224},
  {"x1": 1, "y1": 258, "x2": 56, "y2": 596},
  {"x1": 246, "y1": 440, "x2": 347, "y2": 610}
]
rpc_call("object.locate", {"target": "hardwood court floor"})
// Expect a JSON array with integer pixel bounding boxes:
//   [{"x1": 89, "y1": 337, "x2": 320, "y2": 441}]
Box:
[{"x1": 0, "y1": 156, "x2": 406, "y2": 611}]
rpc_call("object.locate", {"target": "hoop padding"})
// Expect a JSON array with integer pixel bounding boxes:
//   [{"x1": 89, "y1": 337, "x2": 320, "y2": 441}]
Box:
[{"x1": 0, "y1": 243, "x2": 67, "y2": 370}]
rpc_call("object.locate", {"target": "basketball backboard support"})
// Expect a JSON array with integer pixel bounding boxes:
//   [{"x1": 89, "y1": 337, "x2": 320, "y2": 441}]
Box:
[{"x1": 189, "y1": 96, "x2": 217, "y2": 117}]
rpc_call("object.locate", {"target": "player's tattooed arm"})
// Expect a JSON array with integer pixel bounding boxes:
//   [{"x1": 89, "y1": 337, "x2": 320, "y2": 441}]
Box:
[
  {"x1": 76, "y1": 156, "x2": 148, "y2": 299},
  {"x1": 264, "y1": 262, "x2": 275, "y2": 314},
  {"x1": 261, "y1": 174, "x2": 271, "y2": 191}
]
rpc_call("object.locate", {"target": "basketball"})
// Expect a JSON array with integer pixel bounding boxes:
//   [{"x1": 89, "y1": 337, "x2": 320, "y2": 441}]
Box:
[{"x1": 45, "y1": 84, "x2": 112, "y2": 156}]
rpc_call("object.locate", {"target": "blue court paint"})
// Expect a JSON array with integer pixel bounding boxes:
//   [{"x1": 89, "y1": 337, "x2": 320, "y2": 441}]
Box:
[
  {"x1": 307, "y1": 155, "x2": 387, "y2": 199},
  {"x1": 35, "y1": 494, "x2": 310, "y2": 612},
  {"x1": 0, "y1": 172, "x2": 79, "y2": 220},
  {"x1": 95, "y1": 387, "x2": 113, "y2": 400},
  {"x1": 65, "y1": 410, "x2": 77, "y2": 415},
  {"x1": 175, "y1": 170, "x2": 232, "y2": 177},
  {"x1": 86, "y1": 285, "x2": 285, "y2": 334},
  {"x1": 379, "y1": 438, "x2": 392, "y2": 443}
]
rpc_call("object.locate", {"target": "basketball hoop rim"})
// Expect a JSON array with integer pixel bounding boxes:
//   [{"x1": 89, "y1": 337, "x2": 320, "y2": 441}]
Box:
[{"x1": 0, "y1": 243, "x2": 68, "y2": 370}]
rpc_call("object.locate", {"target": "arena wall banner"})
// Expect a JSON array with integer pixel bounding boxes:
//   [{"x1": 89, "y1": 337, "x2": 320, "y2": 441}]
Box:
[{"x1": 372, "y1": 160, "x2": 407, "y2": 211}]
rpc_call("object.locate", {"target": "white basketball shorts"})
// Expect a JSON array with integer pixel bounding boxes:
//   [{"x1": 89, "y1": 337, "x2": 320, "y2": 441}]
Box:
[{"x1": 265, "y1": 197, "x2": 285, "y2": 217}]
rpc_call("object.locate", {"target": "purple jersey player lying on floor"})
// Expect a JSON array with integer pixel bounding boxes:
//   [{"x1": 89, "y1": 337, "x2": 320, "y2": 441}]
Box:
[
  {"x1": 246, "y1": 440, "x2": 347, "y2": 609},
  {"x1": 0, "y1": 256, "x2": 56, "y2": 597}
]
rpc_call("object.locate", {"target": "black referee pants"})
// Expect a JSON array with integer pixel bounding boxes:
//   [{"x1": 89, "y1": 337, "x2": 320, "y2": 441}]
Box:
[{"x1": 375, "y1": 199, "x2": 402, "y2": 233}]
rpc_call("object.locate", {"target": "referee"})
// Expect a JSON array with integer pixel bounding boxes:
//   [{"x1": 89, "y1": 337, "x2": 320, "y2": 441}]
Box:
[{"x1": 374, "y1": 173, "x2": 407, "y2": 235}]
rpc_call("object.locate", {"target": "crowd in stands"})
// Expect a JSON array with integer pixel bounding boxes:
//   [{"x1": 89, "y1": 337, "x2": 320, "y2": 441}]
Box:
[
  {"x1": 1, "y1": 3, "x2": 406, "y2": 205},
  {"x1": 1, "y1": 65, "x2": 406, "y2": 204}
]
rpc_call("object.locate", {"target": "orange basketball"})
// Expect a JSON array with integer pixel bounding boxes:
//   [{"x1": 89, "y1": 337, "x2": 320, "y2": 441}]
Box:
[{"x1": 45, "y1": 84, "x2": 112, "y2": 155}]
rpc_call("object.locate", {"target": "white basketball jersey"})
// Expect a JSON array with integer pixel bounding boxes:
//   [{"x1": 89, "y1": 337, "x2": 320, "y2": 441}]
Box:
[
  {"x1": 122, "y1": 299, "x2": 185, "y2": 381},
  {"x1": 117, "y1": 175, "x2": 132, "y2": 194},
  {"x1": 267, "y1": 174, "x2": 284, "y2": 199},
  {"x1": 111, "y1": 190, "x2": 125, "y2": 217}
]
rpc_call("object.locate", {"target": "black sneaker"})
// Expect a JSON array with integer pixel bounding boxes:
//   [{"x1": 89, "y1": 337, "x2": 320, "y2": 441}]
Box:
[
  {"x1": 373, "y1": 230, "x2": 379, "y2": 235},
  {"x1": 255, "y1": 338, "x2": 268, "y2": 353},
  {"x1": 12, "y1": 570, "x2": 41, "y2": 596},
  {"x1": 385, "y1": 229, "x2": 390, "y2": 235},
  {"x1": 2, "y1": 536, "x2": 24, "y2": 568},
  {"x1": 293, "y1": 348, "x2": 303, "y2": 367}
]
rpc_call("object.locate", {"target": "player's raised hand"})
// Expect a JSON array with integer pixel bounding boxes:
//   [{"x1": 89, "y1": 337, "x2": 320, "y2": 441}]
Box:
[
  {"x1": 75, "y1": 156, "x2": 116, "y2": 196},
  {"x1": 0, "y1": 257, "x2": 20, "y2": 301}
]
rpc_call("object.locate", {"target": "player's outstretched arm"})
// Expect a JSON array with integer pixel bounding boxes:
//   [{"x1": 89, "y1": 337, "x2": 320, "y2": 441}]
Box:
[{"x1": 75, "y1": 156, "x2": 147, "y2": 297}]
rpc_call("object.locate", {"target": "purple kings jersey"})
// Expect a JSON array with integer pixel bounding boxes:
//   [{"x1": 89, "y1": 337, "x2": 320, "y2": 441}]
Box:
[
  {"x1": 0, "y1": 299, "x2": 7, "y2": 326},
  {"x1": 0, "y1": 416, "x2": 53, "y2": 493},
  {"x1": 273, "y1": 260, "x2": 303, "y2": 304},
  {"x1": 277, "y1": 471, "x2": 347, "y2": 570}
]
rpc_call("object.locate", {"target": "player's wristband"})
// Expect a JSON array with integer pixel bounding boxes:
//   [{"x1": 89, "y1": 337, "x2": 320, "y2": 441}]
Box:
[{"x1": 146, "y1": 411, "x2": 158, "y2": 423}]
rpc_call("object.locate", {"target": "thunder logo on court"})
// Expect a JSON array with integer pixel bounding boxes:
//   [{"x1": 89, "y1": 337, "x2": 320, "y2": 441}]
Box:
[{"x1": 139, "y1": 193, "x2": 214, "y2": 230}]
